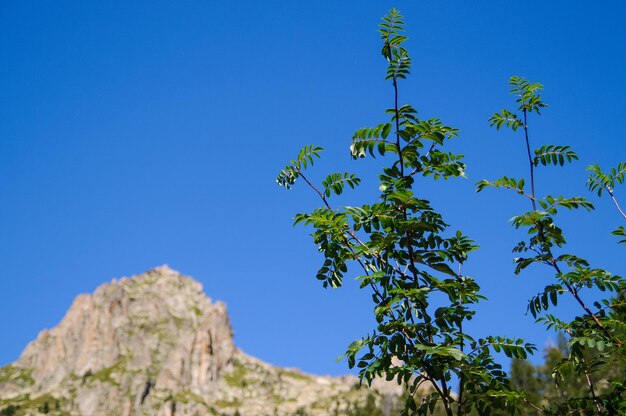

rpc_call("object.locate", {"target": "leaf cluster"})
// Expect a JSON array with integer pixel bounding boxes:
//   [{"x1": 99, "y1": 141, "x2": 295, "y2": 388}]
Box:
[
  {"x1": 480, "y1": 76, "x2": 626, "y2": 414},
  {"x1": 278, "y1": 11, "x2": 626, "y2": 416},
  {"x1": 587, "y1": 162, "x2": 626, "y2": 196},
  {"x1": 279, "y1": 11, "x2": 532, "y2": 416},
  {"x1": 276, "y1": 145, "x2": 323, "y2": 189}
]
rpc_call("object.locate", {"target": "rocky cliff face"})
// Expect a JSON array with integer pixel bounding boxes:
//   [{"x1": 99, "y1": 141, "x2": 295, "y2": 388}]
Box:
[{"x1": 0, "y1": 266, "x2": 401, "y2": 416}]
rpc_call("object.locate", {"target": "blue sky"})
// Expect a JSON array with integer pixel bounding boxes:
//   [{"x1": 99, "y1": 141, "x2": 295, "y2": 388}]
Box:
[{"x1": 1, "y1": 1, "x2": 625, "y2": 376}]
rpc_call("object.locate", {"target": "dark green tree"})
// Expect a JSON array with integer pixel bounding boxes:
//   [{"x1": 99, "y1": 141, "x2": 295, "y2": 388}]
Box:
[
  {"x1": 0, "y1": 405, "x2": 18, "y2": 416},
  {"x1": 510, "y1": 333, "x2": 626, "y2": 415},
  {"x1": 349, "y1": 394, "x2": 383, "y2": 416},
  {"x1": 510, "y1": 334, "x2": 590, "y2": 415}
]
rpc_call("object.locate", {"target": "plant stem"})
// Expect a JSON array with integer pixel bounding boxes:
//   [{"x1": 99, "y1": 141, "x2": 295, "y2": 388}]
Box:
[
  {"x1": 296, "y1": 169, "x2": 332, "y2": 210},
  {"x1": 523, "y1": 107, "x2": 613, "y2": 413},
  {"x1": 390, "y1": 51, "x2": 452, "y2": 416},
  {"x1": 523, "y1": 108, "x2": 614, "y2": 343},
  {"x1": 549, "y1": 261, "x2": 616, "y2": 343},
  {"x1": 522, "y1": 398, "x2": 545, "y2": 413},
  {"x1": 608, "y1": 190, "x2": 626, "y2": 220},
  {"x1": 523, "y1": 108, "x2": 537, "y2": 211},
  {"x1": 457, "y1": 263, "x2": 465, "y2": 416},
  {"x1": 393, "y1": 76, "x2": 404, "y2": 178},
  {"x1": 297, "y1": 169, "x2": 434, "y2": 361},
  {"x1": 583, "y1": 364, "x2": 602, "y2": 413},
  {"x1": 523, "y1": 108, "x2": 611, "y2": 412}
]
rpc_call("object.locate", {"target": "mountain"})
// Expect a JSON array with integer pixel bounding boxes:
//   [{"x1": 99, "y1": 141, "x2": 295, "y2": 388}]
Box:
[{"x1": 0, "y1": 266, "x2": 402, "y2": 416}]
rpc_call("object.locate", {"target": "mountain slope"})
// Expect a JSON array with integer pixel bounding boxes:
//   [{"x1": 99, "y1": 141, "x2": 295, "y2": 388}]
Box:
[{"x1": 0, "y1": 266, "x2": 401, "y2": 416}]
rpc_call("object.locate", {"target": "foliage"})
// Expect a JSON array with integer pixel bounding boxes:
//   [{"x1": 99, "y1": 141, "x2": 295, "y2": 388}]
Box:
[
  {"x1": 587, "y1": 162, "x2": 626, "y2": 197},
  {"x1": 347, "y1": 394, "x2": 383, "y2": 416},
  {"x1": 278, "y1": 9, "x2": 533, "y2": 416},
  {"x1": 479, "y1": 76, "x2": 626, "y2": 414},
  {"x1": 587, "y1": 161, "x2": 626, "y2": 242},
  {"x1": 509, "y1": 334, "x2": 626, "y2": 416},
  {"x1": 279, "y1": 8, "x2": 626, "y2": 416},
  {"x1": 0, "y1": 406, "x2": 17, "y2": 416}
]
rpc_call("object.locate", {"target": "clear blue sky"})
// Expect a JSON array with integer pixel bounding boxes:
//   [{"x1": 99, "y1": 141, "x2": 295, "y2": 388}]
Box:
[{"x1": 1, "y1": 1, "x2": 625, "y2": 376}]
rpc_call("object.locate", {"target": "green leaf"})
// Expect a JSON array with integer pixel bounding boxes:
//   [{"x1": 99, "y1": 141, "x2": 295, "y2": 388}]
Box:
[
  {"x1": 587, "y1": 161, "x2": 626, "y2": 196},
  {"x1": 612, "y1": 226, "x2": 626, "y2": 244},
  {"x1": 533, "y1": 145, "x2": 578, "y2": 167},
  {"x1": 276, "y1": 145, "x2": 323, "y2": 189}
]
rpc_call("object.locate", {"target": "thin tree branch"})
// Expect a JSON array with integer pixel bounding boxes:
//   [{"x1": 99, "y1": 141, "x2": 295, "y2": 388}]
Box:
[
  {"x1": 456, "y1": 262, "x2": 465, "y2": 416},
  {"x1": 583, "y1": 364, "x2": 603, "y2": 413},
  {"x1": 523, "y1": 108, "x2": 538, "y2": 212},
  {"x1": 521, "y1": 109, "x2": 618, "y2": 345},
  {"x1": 522, "y1": 398, "x2": 545, "y2": 413},
  {"x1": 608, "y1": 190, "x2": 626, "y2": 220},
  {"x1": 389, "y1": 42, "x2": 453, "y2": 416}
]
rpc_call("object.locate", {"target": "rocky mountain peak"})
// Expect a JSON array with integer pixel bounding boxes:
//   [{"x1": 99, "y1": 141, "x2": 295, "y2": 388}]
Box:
[{"x1": 0, "y1": 267, "x2": 401, "y2": 416}]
